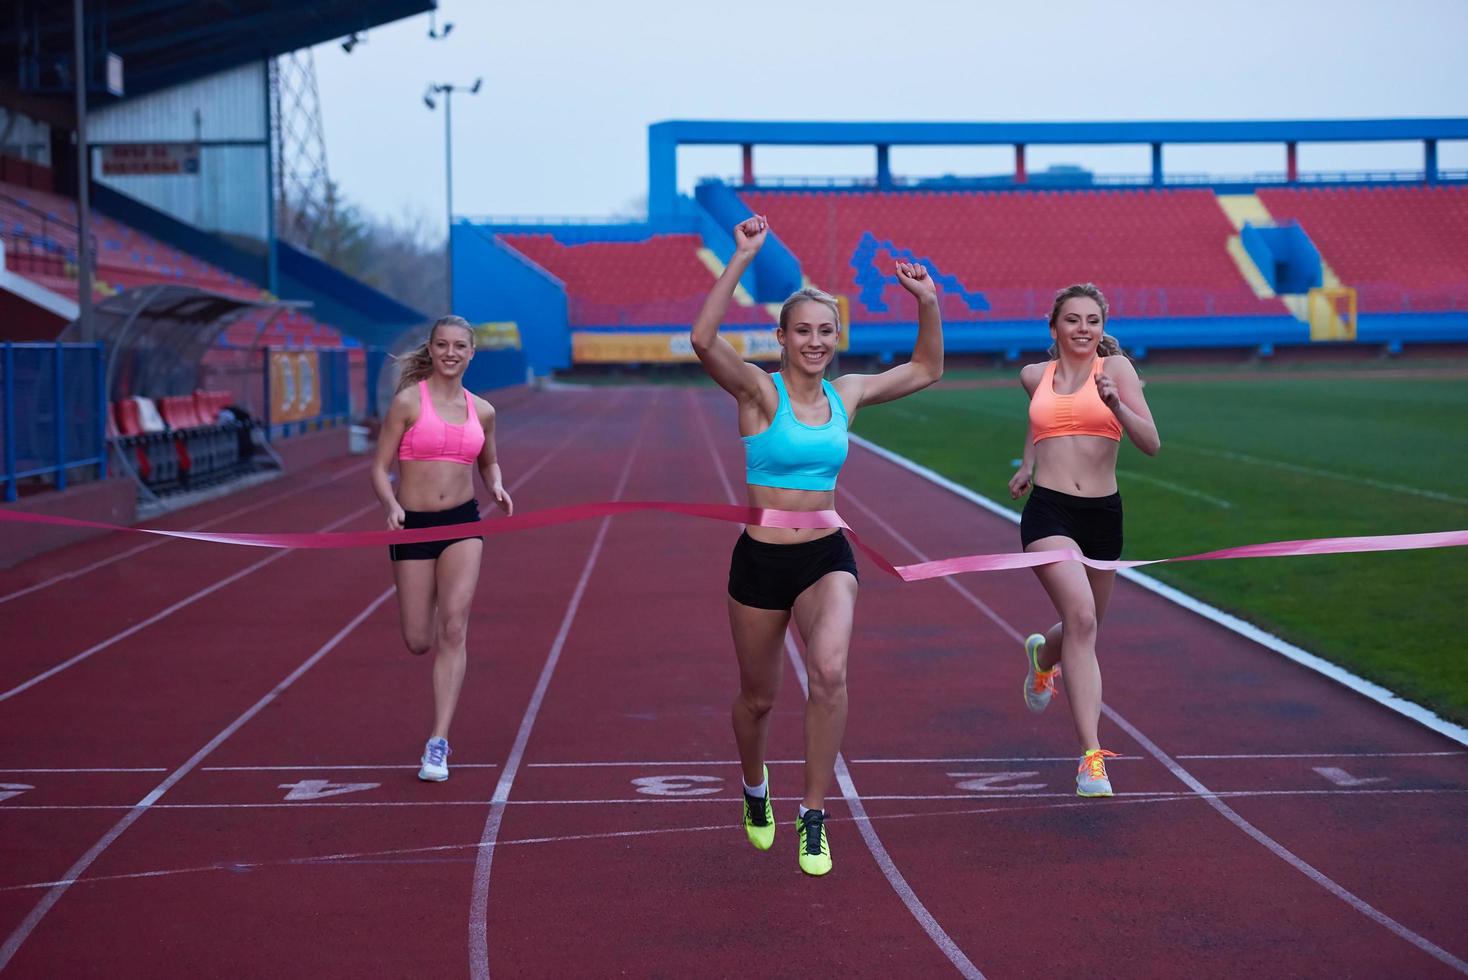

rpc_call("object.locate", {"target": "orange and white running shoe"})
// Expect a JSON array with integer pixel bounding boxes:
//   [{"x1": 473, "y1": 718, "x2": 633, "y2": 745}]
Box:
[
  {"x1": 1022, "y1": 633, "x2": 1060, "y2": 713},
  {"x1": 1076, "y1": 749, "x2": 1119, "y2": 797}
]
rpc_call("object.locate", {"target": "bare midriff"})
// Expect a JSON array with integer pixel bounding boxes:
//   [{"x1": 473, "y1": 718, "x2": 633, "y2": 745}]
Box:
[
  {"x1": 1033, "y1": 435, "x2": 1120, "y2": 496},
  {"x1": 745, "y1": 483, "x2": 840, "y2": 545},
  {"x1": 398, "y1": 459, "x2": 477, "y2": 511}
]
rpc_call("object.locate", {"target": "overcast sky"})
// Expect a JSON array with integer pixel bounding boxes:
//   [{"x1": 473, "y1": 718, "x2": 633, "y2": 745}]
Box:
[{"x1": 310, "y1": 0, "x2": 1468, "y2": 230}]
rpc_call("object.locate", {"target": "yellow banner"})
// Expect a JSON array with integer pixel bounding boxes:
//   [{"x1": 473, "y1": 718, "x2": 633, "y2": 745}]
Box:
[
  {"x1": 474, "y1": 321, "x2": 521, "y2": 350},
  {"x1": 269, "y1": 351, "x2": 322, "y2": 423},
  {"x1": 573, "y1": 331, "x2": 784, "y2": 364}
]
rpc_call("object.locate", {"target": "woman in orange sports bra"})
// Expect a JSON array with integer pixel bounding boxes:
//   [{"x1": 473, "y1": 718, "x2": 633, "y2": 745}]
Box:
[
  {"x1": 1007, "y1": 284, "x2": 1160, "y2": 799},
  {"x1": 370, "y1": 315, "x2": 513, "y2": 783}
]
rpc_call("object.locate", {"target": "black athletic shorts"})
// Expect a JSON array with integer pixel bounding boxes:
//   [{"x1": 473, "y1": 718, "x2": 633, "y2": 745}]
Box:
[
  {"x1": 1019, "y1": 485, "x2": 1124, "y2": 561},
  {"x1": 727, "y1": 529, "x2": 859, "y2": 611},
  {"x1": 388, "y1": 498, "x2": 483, "y2": 561}
]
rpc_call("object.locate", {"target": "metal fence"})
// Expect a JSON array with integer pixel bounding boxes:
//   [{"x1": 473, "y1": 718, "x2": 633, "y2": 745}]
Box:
[{"x1": 1, "y1": 342, "x2": 108, "y2": 502}]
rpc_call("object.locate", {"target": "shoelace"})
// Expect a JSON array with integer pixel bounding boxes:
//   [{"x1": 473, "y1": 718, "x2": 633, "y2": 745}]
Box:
[
  {"x1": 1079, "y1": 749, "x2": 1118, "y2": 781},
  {"x1": 1032, "y1": 665, "x2": 1060, "y2": 695},
  {"x1": 801, "y1": 811, "x2": 827, "y2": 856},
  {"x1": 426, "y1": 740, "x2": 449, "y2": 767},
  {"x1": 744, "y1": 792, "x2": 770, "y2": 827}
]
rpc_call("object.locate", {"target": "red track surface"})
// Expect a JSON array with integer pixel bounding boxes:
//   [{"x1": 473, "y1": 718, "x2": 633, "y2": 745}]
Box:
[{"x1": 2, "y1": 386, "x2": 1465, "y2": 978}]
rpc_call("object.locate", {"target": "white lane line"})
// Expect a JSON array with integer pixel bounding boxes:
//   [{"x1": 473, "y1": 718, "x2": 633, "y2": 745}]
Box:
[
  {"x1": 468, "y1": 398, "x2": 646, "y2": 980},
  {"x1": 7, "y1": 786, "x2": 1465, "y2": 812},
  {"x1": 1106, "y1": 707, "x2": 1468, "y2": 974},
  {"x1": 0, "y1": 500, "x2": 381, "y2": 706},
  {"x1": 848, "y1": 432, "x2": 1468, "y2": 748},
  {"x1": 200, "y1": 764, "x2": 499, "y2": 772},
  {"x1": 0, "y1": 587, "x2": 395, "y2": 972},
  {"x1": 839, "y1": 476, "x2": 1468, "y2": 975},
  {"x1": 692, "y1": 389, "x2": 984, "y2": 980},
  {"x1": 1117, "y1": 469, "x2": 1233, "y2": 509},
  {"x1": 788, "y1": 634, "x2": 987, "y2": 979},
  {"x1": 0, "y1": 768, "x2": 168, "y2": 773},
  {"x1": 0, "y1": 404, "x2": 583, "y2": 709},
  {"x1": 9, "y1": 751, "x2": 1456, "y2": 773},
  {"x1": 1173, "y1": 443, "x2": 1468, "y2": 507},
  {"x1": 9, "y1": 786, "x2": 1467, "y2": 899},
  {"x1": 1, "y1": 792, "x2": 1207, "y2": 896},
  {"x1": 1176, "y1": 751, "x2": 1468, "y2": 760},
  {"x1": 0, "y1": 459, "x2": 374, "y2": 606}
]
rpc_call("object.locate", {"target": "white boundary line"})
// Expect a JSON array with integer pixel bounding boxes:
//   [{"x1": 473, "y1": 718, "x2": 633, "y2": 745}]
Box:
[
  {"x1": 7, "y1": 786, "x2": 1464, "y2": 812},
  {"x1": 849, "y1": 433, "x2": 1468, "y2": 748},
  {"x1": 692, "y1": 390, "x2": 983, "y2": 980},
  {"x1": 840, "y1": 449, "x2": 1468, "y2": 974},
  {"x1": 468, "y1": 398, "x2": 646, "y2": 980},
  {"x1": 0, "y1": 459, "x2": 374, "y2": 607},
  {"x1": 0, "y1": 501, "x2": 381, "y2": 705},
  {"x1": 0, "y1": 586, "x2": 395, "y2": 972},
  {"x1": 782, "y1": 635, "x2": 986, "y2": 979}
]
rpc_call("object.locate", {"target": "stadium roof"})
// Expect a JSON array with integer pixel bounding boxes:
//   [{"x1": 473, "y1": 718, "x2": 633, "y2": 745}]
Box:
[{"x1": 0, "y1": 0, "x2": 434, "y2": 105}]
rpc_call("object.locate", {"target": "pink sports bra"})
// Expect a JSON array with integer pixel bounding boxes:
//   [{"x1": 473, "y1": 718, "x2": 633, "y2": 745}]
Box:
[
  {"x1": 398, "y1": 381, "x2": 485, "y2": 464},
  {"x1": 1029, "y1": 357, "x2": 1122, "y2": 444}
]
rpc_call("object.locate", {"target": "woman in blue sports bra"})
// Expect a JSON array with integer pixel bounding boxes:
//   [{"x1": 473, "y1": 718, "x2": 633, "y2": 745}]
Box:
[{"x1": 691, "y1": 215, "x2": 944, "y2": 877}]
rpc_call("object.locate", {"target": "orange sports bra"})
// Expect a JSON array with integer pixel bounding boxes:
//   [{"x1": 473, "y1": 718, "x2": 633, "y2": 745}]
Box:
[
  {"x1": 1028, "y1": 358, "x2": 1122, "y2": 444},
  {"x1": 398, "y1": 381, "x2": 485, "y2": 464}
]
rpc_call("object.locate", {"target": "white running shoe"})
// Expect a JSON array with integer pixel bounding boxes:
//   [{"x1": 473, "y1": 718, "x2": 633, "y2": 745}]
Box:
[
  {"x1": 1022, "y1": 633, "x2": 1060, "y2": 713},
  {"x1": 1076, "y1": 749, "x2": 1118, "y2": 797},
  {"x1": 418, "y1": 737, "x2": 450, "y2": 782}
]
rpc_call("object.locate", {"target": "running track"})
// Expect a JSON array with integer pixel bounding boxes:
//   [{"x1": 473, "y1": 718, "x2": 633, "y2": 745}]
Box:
[{"x1": 1, "y1": 385, "x2": 1464, "y2": 978}]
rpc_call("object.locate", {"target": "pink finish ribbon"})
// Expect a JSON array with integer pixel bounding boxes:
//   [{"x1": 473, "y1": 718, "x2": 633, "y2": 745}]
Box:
[{"x1": 1, "y1": 505, "x2": 1463, "y2": 582}]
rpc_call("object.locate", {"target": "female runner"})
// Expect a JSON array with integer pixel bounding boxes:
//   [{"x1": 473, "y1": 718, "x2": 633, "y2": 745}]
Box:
[
  {"x1": 370, "y1": 315, "x2": 513, "y2": 781},
  {"x1": 1008, "y1": 284, "x2": 1159, "y2": 796},
  {"x1": 692, "y1": 215, "x2": 943, "y2": 875}
]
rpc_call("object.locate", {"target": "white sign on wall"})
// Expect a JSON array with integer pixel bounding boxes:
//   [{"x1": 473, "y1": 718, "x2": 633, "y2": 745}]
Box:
[{"x1": 100, "y1": 142, "x2": 200, "y2": 176}]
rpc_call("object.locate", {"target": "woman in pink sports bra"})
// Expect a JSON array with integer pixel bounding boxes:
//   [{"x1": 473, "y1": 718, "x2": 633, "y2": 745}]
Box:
[
  {"x1": 1007, "y1": 284, "x2": 1160, "y2": 799},
  {"x1": 370, "y1": 315, "x2": 512, "y2": 783}
]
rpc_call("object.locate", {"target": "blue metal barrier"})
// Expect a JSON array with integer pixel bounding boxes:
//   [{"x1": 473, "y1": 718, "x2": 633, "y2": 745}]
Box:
[{"x1": 0, "y1": 342, "x2": 108, "y2": 502}]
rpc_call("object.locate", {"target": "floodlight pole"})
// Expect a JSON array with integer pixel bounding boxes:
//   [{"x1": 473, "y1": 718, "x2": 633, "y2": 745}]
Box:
[
  {"x1": 427, "y1": 79, "x2": 480, "y2": 313},
  {"x1": 444, "y1": 86, "x2": 453, "y2": 311},
  {"x1": 73, "y1": 0, "x2": 94, "y2": 341}
]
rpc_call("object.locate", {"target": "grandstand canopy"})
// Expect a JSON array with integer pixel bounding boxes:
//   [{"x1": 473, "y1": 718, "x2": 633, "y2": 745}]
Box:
[
  {"x1": 1, "y1": 0, "x2": 435, "y2": 103},
  {"x1": 649, "y1": 118, "x2": 1468, "y2": 216}
]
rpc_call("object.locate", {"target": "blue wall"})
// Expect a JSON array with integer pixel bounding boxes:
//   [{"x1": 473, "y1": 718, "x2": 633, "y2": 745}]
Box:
[
  {"x1": 452, "y1": 223, "x2": 570, "y2": 375},
  {"x1": 1241, "y1": 221, "x2": 1323, "y2": 294},
  {"x1": 694, "y1": 182, "x2": 801, "y2": 301}
]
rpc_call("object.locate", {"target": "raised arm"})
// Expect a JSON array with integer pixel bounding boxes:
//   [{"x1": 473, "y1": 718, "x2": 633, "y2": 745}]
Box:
[
  {"x1": 475, "y1": 396, "x2": 513, "y2": 515},
  {"x1": 690, "y1": 216, "x2": 770, "y2": 402},
  {"x1": 1096, "y1": 356, "x2": 1160, "y2": 456},
  {"x1": 371, "y1": 387, "x2": 415, "y2": 529},
  {"x1": 835, "y1": 262, "x2": 943, "y2": 413}
]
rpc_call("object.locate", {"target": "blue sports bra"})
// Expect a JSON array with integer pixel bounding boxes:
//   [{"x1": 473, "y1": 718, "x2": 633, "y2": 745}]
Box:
[{"x1": 743, "y1": 373, "x2": 849, "y2": 491}]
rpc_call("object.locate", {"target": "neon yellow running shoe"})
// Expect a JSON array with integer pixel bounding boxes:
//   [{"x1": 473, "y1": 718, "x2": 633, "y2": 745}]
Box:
[
  {"x1": 742, "y1": 765, "x2": 774, "y2": 851},
  {"x1": 797, "y1": 809, "x2": 831, "y2": 876},
  {"x1": 1023, "y1": 633, "x2": 1060, "y2": 714},
  {"x1": 1076, "y1": 749, "x2": 1119, "y2": 797}
]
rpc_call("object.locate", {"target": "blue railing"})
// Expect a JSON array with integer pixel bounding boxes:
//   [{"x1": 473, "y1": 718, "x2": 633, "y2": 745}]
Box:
[
  {"x1": 1, "y1": 342, "x2": 108, "y2": 502},
  {"x1": 260, "y1": 346, "x2": 352, "y2": 440}
]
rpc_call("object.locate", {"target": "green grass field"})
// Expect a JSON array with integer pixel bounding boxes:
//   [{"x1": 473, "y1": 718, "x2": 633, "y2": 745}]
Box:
[{"x1": 850, "y1": 370, "x2": 1468, "y2": 726}]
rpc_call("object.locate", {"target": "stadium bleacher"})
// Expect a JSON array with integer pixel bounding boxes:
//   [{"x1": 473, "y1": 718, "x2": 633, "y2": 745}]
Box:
[
  {"x1": 1, "y1": 175, "x2": 346, "y2": 347},
  {"x1": 1256, "y1": 184, "x2": 1468, "y2": 313},
  {"x1": 499, "y1": 232, "x2": 771, "y2": 326},
  {"x1": 739, "y1": 187, "x2": 1289, "y2": 322}
]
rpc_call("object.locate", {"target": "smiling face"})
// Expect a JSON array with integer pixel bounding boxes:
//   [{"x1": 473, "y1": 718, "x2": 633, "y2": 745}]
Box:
[
  {"x1": 430, "y1": 323, "x2": 475, "y2": 378},
  {"x1": 778, "y1": 299, "x2": 840, "y2": 376},
  {"x1": 1050, "y1": 296, "x2": 1105, "y2": 359}
]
